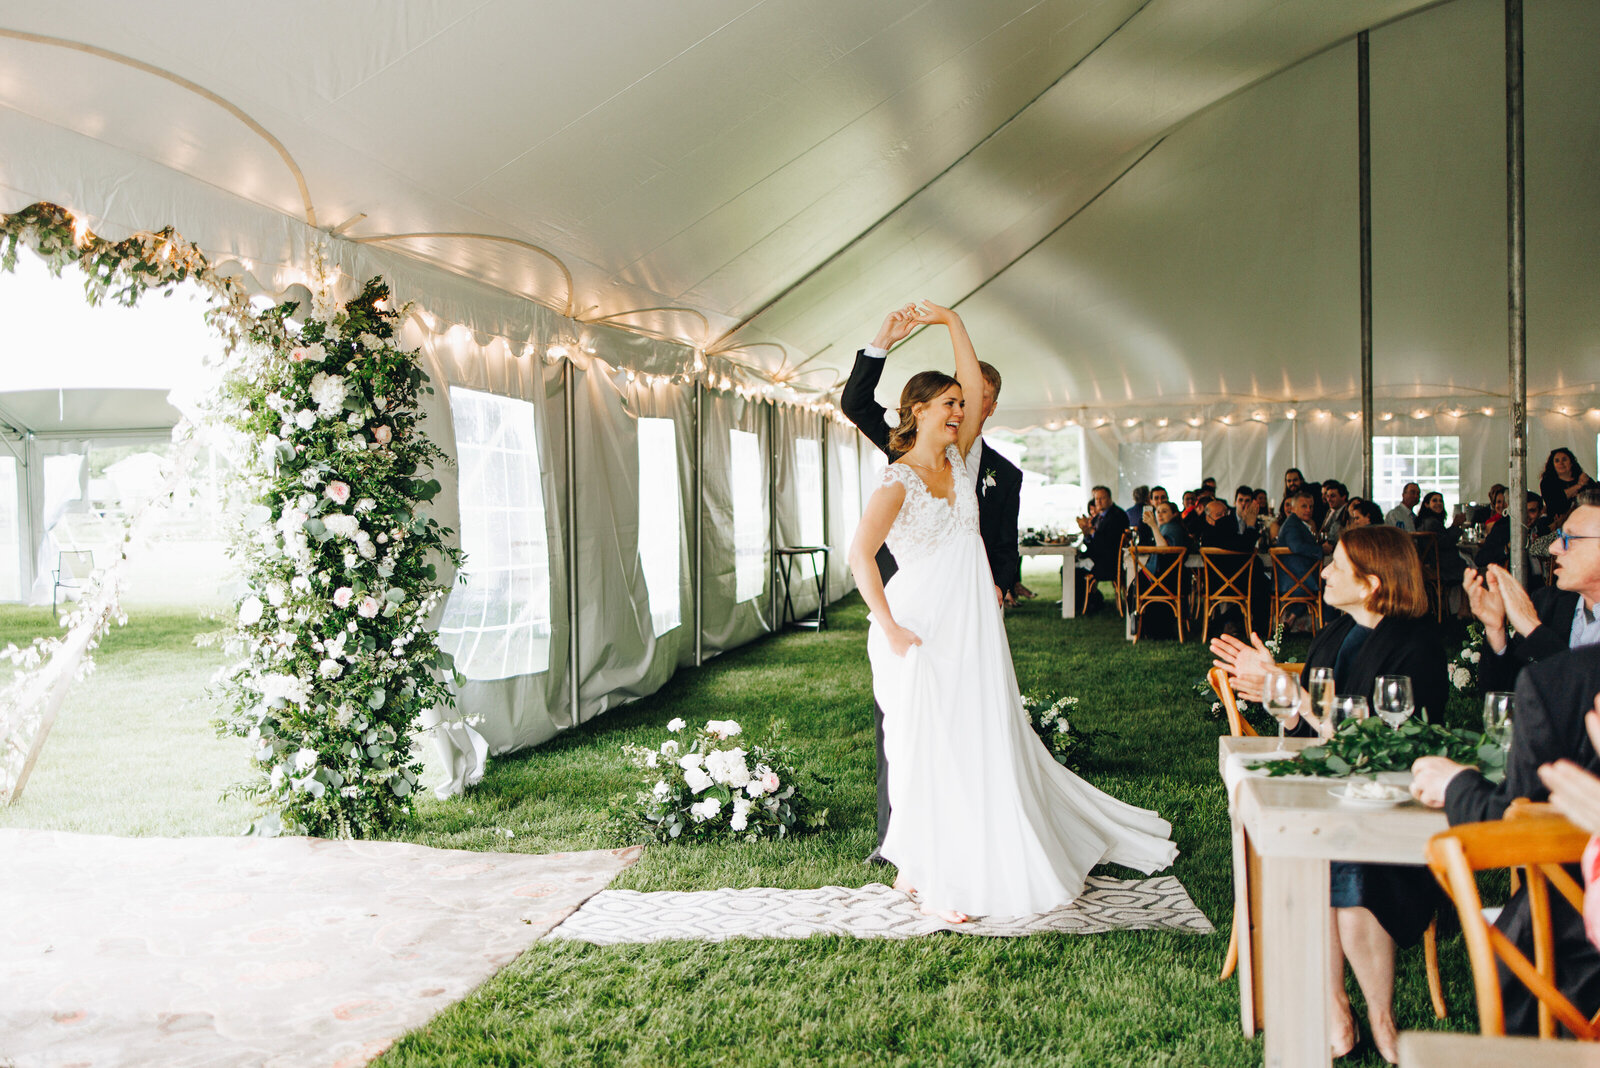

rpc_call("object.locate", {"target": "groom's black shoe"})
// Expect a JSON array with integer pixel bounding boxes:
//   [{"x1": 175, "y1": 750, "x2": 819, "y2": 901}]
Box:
[{"x1": 865, "y1": 851, "x2": 890, "y2": 867}]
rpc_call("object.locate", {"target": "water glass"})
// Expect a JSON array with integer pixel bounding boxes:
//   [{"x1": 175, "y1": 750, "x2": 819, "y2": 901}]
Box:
[
  {"x1": 1373, "y1": 675, "x2": 1415, "y2": 729},
  {"x1": 1306, "y1": 667, "x2": 1336, "y2": 739},
  {"x1": 1262, "y1": 669, "x2": 1303, "y2": 752},
  {"x1": 1331, "y1": 695, "x2": 1370, "y2": 729},
  {"x1": 1483, "y1": 691, "x2": 1515, "y2": 752}
]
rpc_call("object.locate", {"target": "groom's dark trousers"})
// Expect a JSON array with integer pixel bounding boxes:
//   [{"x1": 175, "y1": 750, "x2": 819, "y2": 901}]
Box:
[{"x1": 841, "y1": 349, "x2": 1022, "y2": 854}]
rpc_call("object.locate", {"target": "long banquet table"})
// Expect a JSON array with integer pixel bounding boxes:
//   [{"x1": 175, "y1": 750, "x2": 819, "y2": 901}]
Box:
[{"x1": 1219, "y1": 735, "x2": 1449, "y2": 1068}]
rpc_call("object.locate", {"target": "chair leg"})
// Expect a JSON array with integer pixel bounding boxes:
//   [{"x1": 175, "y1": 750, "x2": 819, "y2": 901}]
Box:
[
  {"x1": 1221, "y1": 911, "x2": 1240, "y2": 981},
  {"x1": 1424, "y1": 917, "x2": 1447, "y2": 1019}
]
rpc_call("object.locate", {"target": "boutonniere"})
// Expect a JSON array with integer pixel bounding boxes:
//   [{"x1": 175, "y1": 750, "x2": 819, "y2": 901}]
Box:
[{"x1": 982, "y1": 468, "x2": 998, "y2": 495}]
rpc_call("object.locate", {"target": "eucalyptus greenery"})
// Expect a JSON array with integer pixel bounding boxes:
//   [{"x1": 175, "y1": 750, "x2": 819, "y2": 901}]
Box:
[
  {"x1": 1021, "y1": 693, "x2": 1104, "y2": 771},
  {"x1": 1264, "y1": 716, "x2": 1507, "y2": 781}
]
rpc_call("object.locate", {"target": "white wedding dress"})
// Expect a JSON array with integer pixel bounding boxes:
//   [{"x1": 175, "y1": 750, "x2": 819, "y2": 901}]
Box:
[{"x1": 869, "y1": 444, "x2": 1178, "y2": 917}]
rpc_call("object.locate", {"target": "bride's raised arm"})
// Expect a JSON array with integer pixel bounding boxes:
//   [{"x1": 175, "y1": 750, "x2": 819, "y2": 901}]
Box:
[{"x1": 910, "y1": 300, "x2": 984, "y2": 461}]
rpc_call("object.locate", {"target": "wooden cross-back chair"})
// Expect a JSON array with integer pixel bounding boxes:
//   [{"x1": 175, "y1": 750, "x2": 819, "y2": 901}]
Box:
[
  {"x1": 1114, "y1": 527, "x2": 1134, "y2": 616},
  {"x1": 1268, "y1": 548, "x2": 1322, "y2": 634},
  {"x1": 1426, "y1": 813, "x2": 1595, "y2": 1039},
  {"x1": 1130, "y1": 546, "x2": 1186, "y2": 643},
  {"x1": 1212, "y1": 665, "x2": 1448, "y2": 1023},
  {"x1": 1198, "y1": 549, "x2": 1254, "y2": 643},
  {"x1": 1411, "y1": 531, "x2": 1444, "y2": 621}
]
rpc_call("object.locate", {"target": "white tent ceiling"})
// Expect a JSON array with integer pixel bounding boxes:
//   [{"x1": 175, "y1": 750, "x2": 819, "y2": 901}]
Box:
[{"x1": 0, "y1": 0, "x2": 1596, "y2": 426}]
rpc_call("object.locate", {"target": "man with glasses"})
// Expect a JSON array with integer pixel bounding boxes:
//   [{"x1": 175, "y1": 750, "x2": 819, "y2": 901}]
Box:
[{"x1": 1463, "y1": 500, "x2": 1600, "y2": 692}]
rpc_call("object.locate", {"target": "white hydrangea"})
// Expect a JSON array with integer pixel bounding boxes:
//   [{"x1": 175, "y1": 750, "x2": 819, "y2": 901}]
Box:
[
  {"x1": 293, "y1": 747, "x2": 319, "y2": 773},
  {"x1": 705, "y1": 747, "x2": 751, "y2": 788},
  {"x1": 309, "y1": 372, "x2": 347, "y2": 416},
  {"x1": 689, "y1": 797, "x2": 722, "y2": 822},
  {"x1": 322, "y1": 514, "x2": 360, "y2": 539},
  {"x1": 258, "y1": 673, "x2": 310, "y2": 706},
  {"x1": 683, "y1": 767, "x2": 714, "y2": 794}
]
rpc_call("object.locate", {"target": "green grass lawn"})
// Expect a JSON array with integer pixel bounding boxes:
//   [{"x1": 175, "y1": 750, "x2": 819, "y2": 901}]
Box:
[{"x1": 0, "y1": 565, "x2": 1485, "y2": 1065}]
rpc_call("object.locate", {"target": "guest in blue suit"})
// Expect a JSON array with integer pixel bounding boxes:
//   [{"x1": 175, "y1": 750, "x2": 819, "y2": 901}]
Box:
[{"x1": 1276, "y1": 488, "x2": 1322, "y2": 596}]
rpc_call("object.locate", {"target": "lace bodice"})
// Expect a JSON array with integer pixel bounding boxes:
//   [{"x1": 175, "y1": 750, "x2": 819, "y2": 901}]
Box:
[{"x1": 880, "y1": 445, "x2": 980, "y2": 567}]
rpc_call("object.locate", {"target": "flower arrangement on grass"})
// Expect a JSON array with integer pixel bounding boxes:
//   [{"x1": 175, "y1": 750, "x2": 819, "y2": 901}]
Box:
[
  {"x1": 1449, "y1": 623, "x2": 1485, "y2": 693},
  {"x1": 1021, "y1": 693, "x2": 1102, "y2": 771},
  {"x1": 208, "y1": 275, "x2": 463, "y2": 838},
  {"x1": 620, "y1": 718, "x2": 827, "y2": 843}
]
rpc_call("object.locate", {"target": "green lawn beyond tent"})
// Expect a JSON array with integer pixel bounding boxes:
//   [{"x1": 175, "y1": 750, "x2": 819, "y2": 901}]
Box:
[{"x1": 0, "y1": 563, "x2": 1484, "y2": 1065}]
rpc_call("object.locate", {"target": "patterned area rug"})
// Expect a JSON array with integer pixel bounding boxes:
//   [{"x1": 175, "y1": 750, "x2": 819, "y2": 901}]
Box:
[
  {"x1": 0, "y1": 830, "x2": 640, "y2": 1068},
  {"x1": 546, "y1": 876, "x2": 1213, "y2": 945}
]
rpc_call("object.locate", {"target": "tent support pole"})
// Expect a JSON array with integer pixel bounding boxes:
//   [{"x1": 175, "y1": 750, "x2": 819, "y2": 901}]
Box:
[
  {"x1": 1358, "y1": 31, "x2": 1374, "y2": 500},
  {"x1": 693, "y1": 379, "x2": 704, "y2": 667},
  {"x1": 768, "y1": 400, "x2": 779, "y2": 633},
  {"x1": 820, "y1": 415, "x2": 830, "y2": 600},
  {"x1": 563, "y1": 359, "x2": 581, "y2": 728},
  {"x1": 1506, "y1": 0, "x2": 1528, "y2": 587}
]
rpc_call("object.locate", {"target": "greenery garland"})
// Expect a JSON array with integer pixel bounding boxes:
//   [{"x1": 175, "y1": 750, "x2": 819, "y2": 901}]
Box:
[{"x1": 208, "y1": 277, "x2": 463, "y2": 837}]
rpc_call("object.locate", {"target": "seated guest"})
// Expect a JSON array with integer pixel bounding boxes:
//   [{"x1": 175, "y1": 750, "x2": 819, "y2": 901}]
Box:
[
  {"x1": 1197, "y1": 497, "x2": 1255, "y2": 553},
  {"x1": 1183, "y1": 485, "x2": 1217, "y2": 540},
  {"x1": 1467, "y1": 502, "x2": 1600, "y2": 692},
  {"x1": 1215, "y1": 526, "x2": 1446, "y2": 1062},
  {"x1": 1275, "y1": 488, "x2": 1322, "y2": 606},
  {"x1": 1412, "y1": 645, "x2": 1600, "y2": 1035},
  {"x1": 1385, "y1": 482, "x2": 1421, "y2": 531},
  {"x1": 1254, "y1": 487, "x2": 1271, "y2": 516},
  {"x1": 1140, "y1": 500, "x2": 1190, "y2": 550},
  {"x1": 1345, "y1": 498, "x2": 1384, "y2": 529},
  {"x1": 1473, "y1": 491, "x2": 1552, "y2": 572},
  {"x1": 1480, "y1": 483, "x2": 1509, "y2": 528},
  {"x1": 1277, "y1": 467, "x2": 1306, "y2": 521},
  {"x1": 1149, "y1": 484, "x2": 1170, "y2": 509},
  {"x1": 1074, "y1": 484, "x2": 1128, "y2": 613},
  {"x1": 1321, "y1": 480, "x2": 1352, "y2": 552},
  {"x1": 1415, "y1": 491, "x2": 1467, "y2": 585},
  {"x1": 1542, "y1": 447, "x2": 1593, "y2": 526},
  {"x1": 1125, "y1": 485, "x2": 1150, "y2": 527},
  {"x1": 1231, "y1": 485, "x2": 1264, "y2": 547}
]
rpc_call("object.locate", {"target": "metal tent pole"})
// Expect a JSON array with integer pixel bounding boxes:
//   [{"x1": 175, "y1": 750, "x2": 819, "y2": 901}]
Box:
[
  {"x1": 1358, "y1": 31, "x2": 1375, "y2": 500},
  {"x1": 767, "y1": 399, "x2": 779, "y2": 633},
  {"x1": 563, "y1": 359, "x2": 581, "y2": 727},
  {"x1": 693, "y1": 378, "x2": 704, "y2": 667},
  {"x1": 1506, "y1": 0, "x2": 1528, "y2": 587}
]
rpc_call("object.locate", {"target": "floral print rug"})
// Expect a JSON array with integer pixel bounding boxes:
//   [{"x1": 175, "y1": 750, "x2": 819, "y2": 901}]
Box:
[{"x1": 0, "y1": 830, "x2": 640, "y2": 1067}]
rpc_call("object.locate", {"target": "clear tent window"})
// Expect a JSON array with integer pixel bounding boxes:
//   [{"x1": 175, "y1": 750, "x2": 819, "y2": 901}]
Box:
[
  {"x1": 730, "y1": 429, "x2": 765, "y2": 603},
  {"x1": 1375, "y1": 436, "x2": 1460, "y2": 512},
  {"x1": 637, "y1": 417, "x2": 681, "y2": 637},
  {"x1": 794, "y1": 438, "x2": 824, "y2": 547},
  {"x1": 437, "y1": 387, "x2": 552, "y2": 680}
]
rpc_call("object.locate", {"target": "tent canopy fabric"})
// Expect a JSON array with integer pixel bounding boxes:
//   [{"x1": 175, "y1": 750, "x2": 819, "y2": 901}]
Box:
[{"x1": 4, "y1": 0, "x2": 1593, "y2": 426}]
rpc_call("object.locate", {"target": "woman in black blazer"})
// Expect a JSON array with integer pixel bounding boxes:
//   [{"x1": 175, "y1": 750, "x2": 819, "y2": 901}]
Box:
[{"x1": 1212, "y1": 525, "x2": 1446, "y2": 1063}]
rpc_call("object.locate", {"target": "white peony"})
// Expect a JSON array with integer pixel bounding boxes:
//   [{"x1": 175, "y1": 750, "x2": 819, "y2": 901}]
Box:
[
  {"x1": 651, "y1": 780, "x2": 670, "y2": 800},
  {"x1": 730, "y1": 797, "x2": 752, "y2": 831},
  {"x1": 322, "y1": 514, "x2": 360, "y2": 539},
  {"x1": 238, "y1": 595, "x2": 264, "y2": 625},
  {"x1": 677, "y1": 752, "x2": 703, "y2": 771},
  {"x1": 309, "y1": 372, "x2": 347, "y2": 416},
  {"x1": 705, "y1": 719, "x2": 742, "y2": 739},
  {"x1": 666, "y1": 718, "x2": 686, "y2": 733},
  {"x1": 683, "y1": 767, "x2": 714, "y2": 794},
  {"x1": 689, "y1": 797, "x2": 721, "y2": 822},
  {"x1": 705, "y1": 747, "x2": 751, "y2": 788},
  {"x1": 293, "y1": 747, "x2": 319, "y2": 772},
  {"x1": 660, "y1": 740, "x2": 679, "y2": 757},
  {"x1": 259, "y1": 673, "x2": 309, "y2": 706},
  {"x1": 318, "y1": 658, "x2": 343, "y2": 679},
  {"x1": 294, "y1": 409, "x2": 317, "y2": 430}
]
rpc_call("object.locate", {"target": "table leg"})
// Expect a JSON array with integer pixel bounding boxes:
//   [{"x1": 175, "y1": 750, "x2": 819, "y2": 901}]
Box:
[
  {"x1": 1259, "y1": 855, "x2": 1331, "y2": 1068},
  {"x1": 1061, "y1": 548, "x2": 1076, "y2": 619},
  {"x1": 1230, "y1": 818, "x2": 1258, "y2": 1037}
]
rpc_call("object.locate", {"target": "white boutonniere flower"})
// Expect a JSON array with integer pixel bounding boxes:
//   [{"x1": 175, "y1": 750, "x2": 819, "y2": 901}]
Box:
[{"x1": 982, "y1": 468, "x2": 998, "y2": 495}]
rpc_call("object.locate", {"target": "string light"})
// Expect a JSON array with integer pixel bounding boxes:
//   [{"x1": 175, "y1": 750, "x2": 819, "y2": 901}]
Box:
[
  {"x1": 1123, "y1": 417, "x2": 1139, "y2": 428},
  {"x1": 1380, "y1": 412, "x2": 1393, "y2": 421},
  {"x1": 1412, "y1": 408, "x2": 1429, "y2": 420},
  {"x1": 1481, "y1": 406, "x2": 1495, "y2": 416},
  {"x1": 1345, "y1": 412, "x2": 1360, "y2": 421},
  {"x1": 1186, "y1": 416, "x2": 1203, "y2": 427},
  {"x1": 1284, "y1": 409, "x2": 1297, "y2": 420},
  {"x1": 1156, "y1": 417, "x2": 1169, "y2": 428}
]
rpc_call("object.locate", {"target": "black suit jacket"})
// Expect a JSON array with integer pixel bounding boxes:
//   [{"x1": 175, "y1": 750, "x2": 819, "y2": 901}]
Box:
[
  {"x1": 841, "y1": 349, "x2": 1022, "y2": 589},
  {"x1": 1083, "y1": 505, "x2": 1129, "y2": 581},
  {"x1": 1478, "y1": 585, "x2": 1582, "y2": 693},
  {"x1": 1442, "y1": 645, "x2": 1600, "y2": 1034}
]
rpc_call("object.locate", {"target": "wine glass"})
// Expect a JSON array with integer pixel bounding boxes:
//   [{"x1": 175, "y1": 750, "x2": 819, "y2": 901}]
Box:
[
  {"x1": 1483, "y1": 691, "x2": 1515, "y2": 753},
  {"x1": 1331, "y1": 695, "x2": 1370, "y2": 729},
  {"x1": 1306, "y1": 666, "x2": 1336, "y2": 739},
  {"x1": 1373, "y1": 675, "x2": 1415, "y2": 729},
  {"x1": 1262, "y1": 669, "x2": 1303, "y2": 752}
]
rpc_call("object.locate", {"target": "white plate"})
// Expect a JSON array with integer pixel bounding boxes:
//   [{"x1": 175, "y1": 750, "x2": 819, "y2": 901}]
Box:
[{"x1": 1328, "y1": 785, "x2": 1411, "y2": 807}]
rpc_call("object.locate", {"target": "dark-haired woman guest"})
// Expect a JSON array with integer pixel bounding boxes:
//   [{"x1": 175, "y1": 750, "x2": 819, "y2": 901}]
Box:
[
  {"x1": 1212, "y1": 526, "x2": 1447, "y2": 1062},
  {"x1": 1542, "y1": 447, "x2": 1593, "y2": 524}
]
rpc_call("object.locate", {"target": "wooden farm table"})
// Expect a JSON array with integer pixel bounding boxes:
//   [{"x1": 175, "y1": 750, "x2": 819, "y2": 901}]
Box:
[
  {"x1": 1018, "y1": 542, "x2": 1077, "y2": 618},
  {"x1": 1398, "y1": 1030, "x2": 1600, "y2": 1066},
  {"x1": 1219, "y1": 736, "x2": 1449, "y2": 1067}
]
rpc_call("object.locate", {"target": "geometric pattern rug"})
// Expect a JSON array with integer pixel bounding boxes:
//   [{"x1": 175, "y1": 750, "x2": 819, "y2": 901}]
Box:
[
  {"x1": 546, "y1": 875, "x2": 1213, "y2": 945},
  {"x1": 0, "y1": 830, "x2": 641, "y2": 1068}
]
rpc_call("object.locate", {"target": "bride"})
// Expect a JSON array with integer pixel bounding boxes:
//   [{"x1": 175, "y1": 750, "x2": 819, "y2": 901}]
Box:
[{"x1": 847, "y1": 301, "x2": 1178, "y2": 923}]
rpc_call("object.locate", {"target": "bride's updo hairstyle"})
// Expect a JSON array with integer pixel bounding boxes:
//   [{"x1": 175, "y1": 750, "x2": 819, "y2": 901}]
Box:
[{"x1": 888, "y1": 370, "x2": 960, "y2": 454}]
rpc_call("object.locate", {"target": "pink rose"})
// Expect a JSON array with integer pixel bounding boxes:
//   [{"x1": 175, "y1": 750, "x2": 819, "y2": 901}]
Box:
[
  {"x1": 332, "y1": 587, "x2": 353, "y2": 609},
  {"x1": 371, "y1": 425, "x2": 392, "y2": 445},
  {"x1": 761, "y1": 772, "x2": 780, "y2": 794},
  {"x1": 324, "y1": 481, "x2": 351, "y2": 505},
  {"x1": 357, "y1": 596, "x2": 381, "y2": 618},
  {"x1": 289, "y1": 347, "x2": 309, "y2": 363}
]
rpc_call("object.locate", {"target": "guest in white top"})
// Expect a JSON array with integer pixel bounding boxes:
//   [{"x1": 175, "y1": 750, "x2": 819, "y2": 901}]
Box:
[{"x1": 1384, "y1": 482, "x2": 1420, "y2": 531}]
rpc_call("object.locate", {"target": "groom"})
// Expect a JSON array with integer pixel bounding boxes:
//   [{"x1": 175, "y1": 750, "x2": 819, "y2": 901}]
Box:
[{"x1": 842, "y1": 304, "x2": 1025, "y2": 863}]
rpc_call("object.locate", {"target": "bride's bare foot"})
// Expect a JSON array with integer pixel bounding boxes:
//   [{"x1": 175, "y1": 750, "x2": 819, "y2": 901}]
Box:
[
  {"x1": 919, "y1": 902, "x2": 969, "y2": 924},
  {"x1": 893, "y1": 875, "x2": 915, "y2": 896}
]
